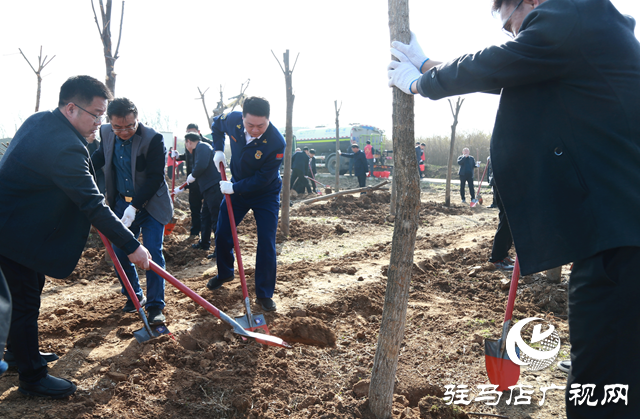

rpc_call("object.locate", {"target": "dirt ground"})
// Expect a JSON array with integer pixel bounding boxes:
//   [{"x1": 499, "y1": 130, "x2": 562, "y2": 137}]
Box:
[{"x1": 0, "y1": 181, "x2": 572, "y2": 419}]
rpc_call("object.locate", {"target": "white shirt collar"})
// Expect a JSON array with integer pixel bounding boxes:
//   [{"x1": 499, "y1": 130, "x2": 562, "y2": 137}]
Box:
[{"x1": 244, "y1": 128, "x2": 260, "y2": 145}]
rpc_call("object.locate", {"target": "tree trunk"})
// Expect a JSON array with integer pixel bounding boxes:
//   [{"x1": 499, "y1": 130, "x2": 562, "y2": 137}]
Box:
[
  {"x1": 35, "y1": 74, "x2": 42, "y2": 112},
  {"x1": 445, "y1": 98, "x2": 464, "y2": 207},
  {"x1": 369, "y1": 1, "x2": 420, "y2": 417},
  {"x1": 280, "y1": 50, "x2": 295, "y2": 237},
  {"x1": 92, "y1": 0, "x2": 124, "y2": 96},
  {"x1": 334, "y1": 101, "x2": 341, "y2": 192}
]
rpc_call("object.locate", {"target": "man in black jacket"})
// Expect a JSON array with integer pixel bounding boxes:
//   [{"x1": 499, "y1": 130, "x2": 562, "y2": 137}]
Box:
[
  {"x1": 457, "y1": 148, "x2": 477, "y2": 204},
  {"x1": 174, "y1": 133, "x2": 222, "y2": 259},
  {"x1": 290, "y1": 147, "x2": 310, "y2": 194},
  {"x1": 92, "y1": 98, "x2": 173, "y2": 326},
  {"x1": 389, "y1": 0, "x2": 640, "y2": 416},
  {"x1": 0, "y1": 75, "x2": 150, "y2": 398},
  {"x1": 340, "y1": 144, "x2": 368, "y2": 189}
]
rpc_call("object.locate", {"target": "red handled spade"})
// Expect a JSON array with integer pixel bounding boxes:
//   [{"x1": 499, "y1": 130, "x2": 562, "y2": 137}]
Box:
[
  {"x1": 470, "y1": 161, "x2": 489, "y2": 208},
  {"x1": 164, "y1": 136, "x2": 179, "y2": 236},
  {"x1": 219, "y1": 162, "x2": 271, "y2": 337},
  {"x1": 485, "y1": 257, "x2": 521, "y2": 391}
]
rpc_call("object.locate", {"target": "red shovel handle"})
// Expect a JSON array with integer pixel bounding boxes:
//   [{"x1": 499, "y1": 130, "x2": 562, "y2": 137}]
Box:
[
  {"x1": 219, "y1": 162, "x2": 250, "y2": 301},
  {"x1": 97, "y1": 231, "x2": 143, "y2": 311},
  {"x1": 504, "y1": 257, "x2": 520, "y2": 322}
]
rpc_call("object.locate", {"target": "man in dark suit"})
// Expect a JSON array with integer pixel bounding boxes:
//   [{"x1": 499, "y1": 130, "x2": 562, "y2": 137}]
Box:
[
  {"x1": 389, "y1": 0, "x2": 640, "y2": 416},
  {"x1": 290, "y1": 146, "x2": 310, "y2": 194},
  {"x1": 174, "y1": 133, "x2": 222, "y2": 260},
  {"x1": 0, "y1": 75, "x2": 150, "y2": 398},
  {"x1": 340, "y1": 144, "x2": 368, "y2": 189}
]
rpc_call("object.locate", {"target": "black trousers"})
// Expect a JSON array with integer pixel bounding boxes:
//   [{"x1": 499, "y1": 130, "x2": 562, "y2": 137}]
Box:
[
  {"x1": 0, "y1": 254, "x2": 47, "y2": 382},
  {"x1": 188, "y1": 180, "x2": 203, "y2": 236},
  {"x1": 290, "y1": 169, "x2": 307, "y2": 193},
  {"x1": 566, "y1": 246, "x2": 640, "y2": 418},
  {"x1": 356, "y1": 173, "x2": 366, "y2": 188},
  {"x1": 489, "y1": 189, "x2": 513, "y2": 263},
  {"x1": 200, "y1": 186, "x2": 224, "y2": 248},
  {"x1": 459, "y1": 173, "x2": 475, "y2": 200}
]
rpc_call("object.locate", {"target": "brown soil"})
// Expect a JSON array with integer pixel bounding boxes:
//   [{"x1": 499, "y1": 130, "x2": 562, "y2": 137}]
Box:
[{"x1": 0, "y1": 186, "x2": 572, "y2": 419}]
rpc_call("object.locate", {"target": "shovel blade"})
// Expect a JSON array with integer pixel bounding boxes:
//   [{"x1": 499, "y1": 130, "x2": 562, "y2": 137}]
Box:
[
  {"x1": 133, "y1": 324, "x2": 171, "y2": 343},
  {"x1": 164, "y1": 222, "x2": 176, "y2": 236},
  {"x1": 485, "y1": 338, "x2": 520, "y2": 391},
  {"x1": 235, "y1": 314, "x2": 270, "y2": 335}
]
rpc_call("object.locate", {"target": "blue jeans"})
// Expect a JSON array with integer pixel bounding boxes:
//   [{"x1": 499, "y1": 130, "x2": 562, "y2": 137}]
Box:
[{"x1": 112, "y1": 195, "x2": 166, "y2": 309}]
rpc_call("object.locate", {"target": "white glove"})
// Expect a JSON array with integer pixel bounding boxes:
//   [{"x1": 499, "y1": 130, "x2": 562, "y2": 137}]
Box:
[
  {"x1": 220, "y1": 180, "x2": 234, "y2": 195},
  {"x1": 121, "y1": 205, "x2": 137, "y2": 228},
  {"x1": 171, "y1": 149, "x2": 179, "y2": 159},
  {"x1": 338, "y1": 150, "x2": 342, "y2": 155},
  {"x1": 187, "y1": 174, "x2": 196, "y2": 184},
  {"x1": 213, "y1": 151, "x2": 227, "y2": 173},
  {"x1": 391, "y1": 31, "x2": 429, "y2": 72},
  {"x1": 388, "y1": 52, "x2": 421, "y2": 95},
  {"x1": 173, "y1": 187, "x2": 185, "y2": 195}
]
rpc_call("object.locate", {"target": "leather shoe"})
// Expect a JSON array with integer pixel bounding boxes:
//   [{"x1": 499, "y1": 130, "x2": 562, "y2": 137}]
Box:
[
  {"x1": 19, "y1": 374, "x2": 77, "y2": 398},
  {"x1": 206, "y1": 275, "x2": 234, "y2": 291},
  {"x1": 206, "y1": 249, "x2": 217, "y2": 260},
  {"x1": 3, "y1": 350, "x2": 59, "y2": 368},
  {"x1": 256, "y1": 297, "x2": 277, "y2": 312},
  {"x1": 146, "y1": 307, "x2": 166, "y2": 325},
  {"x1": 191, "y1": 241, "x2": 210, "y2": 250}
]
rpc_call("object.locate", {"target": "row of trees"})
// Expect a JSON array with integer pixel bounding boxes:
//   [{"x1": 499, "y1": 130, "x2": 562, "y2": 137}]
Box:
[{"x1": 418, "y1": 129, "x2": 491, "y2": 166}]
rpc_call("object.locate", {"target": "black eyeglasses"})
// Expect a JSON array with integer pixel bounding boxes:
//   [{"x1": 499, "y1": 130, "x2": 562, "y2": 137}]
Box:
[
  {"x1": 502, "y1": 0, "x2": 524, "y2": 39},
  {"x1": 71, "y1": 102, "x2": 106, "y2": 123}
]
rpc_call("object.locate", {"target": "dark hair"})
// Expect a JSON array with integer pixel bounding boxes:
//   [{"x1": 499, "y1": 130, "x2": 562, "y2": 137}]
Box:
[
  {"x1": 242, "y1": 96, "x2": 270, "y2": 119},
  {"x1": 366, "y1": 140, "x2": 371, "y2": 145},
  {"x1": 186, "y1": 123, "x2": 199, "y2": 131},
  {"x1": 309, "y1": 149, "x2": 316, "y2": 154},
  {"x1": 185, "y1": 133, "x2": 201, "y2": 142},
  {"x1": 351, "y1": 144, "x2": 359, "y2": 149},
  {"x1": 58, "y1": 75, "x2": 112, "y2": 108},
  {"x1": 492, "y1": 0, "x2": 516, "y2": 13},
  {"x1": 303, "y1": 147, "x2": 309, "y2": 151},
  {"x1": 421, "y1": 143, "x2": 426, "y2": 146},
  {"x1": 108, "y1": 97, "x2": 138, "y2": 119}
]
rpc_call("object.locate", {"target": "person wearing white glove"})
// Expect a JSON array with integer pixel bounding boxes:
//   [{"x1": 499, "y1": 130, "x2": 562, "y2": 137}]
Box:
[
  {"x1": 187, "y1": 174, "x2": 196, "y2": 184},
  {"x1": 219, "y1": 181, "x2": 234, "y2": 195},
  {"x1": 388, "y1": 32, "x2": 442, "y2": 95},
  {"x1": 213, "y1": 150, "x2": 227, "y2": 173},
  {"x1": 391, "y1": 31, "x2": 430, "y2": 73},
  {"x1": 121, "y1": 205, "x2": 138, "y2": 228},
  {"x1": 171, "y1": 149, "x2": 179, "y2": 159},
  {"x1": 173, "y1": 186, "x2": 184, "y2": 195}
]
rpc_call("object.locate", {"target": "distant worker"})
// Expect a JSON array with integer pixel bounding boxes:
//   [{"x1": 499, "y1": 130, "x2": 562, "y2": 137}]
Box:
[
  {"x1": 207, "y1": 97, "x2": 286, "y2": 313},
  {"x1": 173, "y1": 132, "x2": 222, "y2": 260},
  {"x1": 308, "y1": 149, "x2": 318, "y2": 193},
  {"x1": 347, "y1": 138, "x2": 358, "y2": 176},
  {"x1": 175, "y1": 123, "x2": 206, "y2": 237},
  {"x1": 364, "y1": 140, "x2": 374, "y2": 176},
  {"x1": 290, "y1": 146, "x2": 310, "y2": 194},
  {"x1": 92, "y1": 97, "x2": 173, "y2": 326},
  {"x1": 339, "y1": 144, "x2": 368, "y2": 190},
  {"x1": 457, "y1": 147, "x2": 478, "y2": 204}
]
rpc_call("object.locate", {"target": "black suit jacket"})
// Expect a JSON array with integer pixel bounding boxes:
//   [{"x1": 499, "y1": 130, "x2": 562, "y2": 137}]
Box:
[
  {"x1": 417, "y1": 0, "x2": 640, "y2": 274},
  {"x1": 191, "y1": 141, "x2": 221, "y2": 192},
  {"x1": 342, "y1": 150, "x2": 368, "y2": 176},
  {"x1": 0, "y1": 109, "x2": 139, "y2": 278}
]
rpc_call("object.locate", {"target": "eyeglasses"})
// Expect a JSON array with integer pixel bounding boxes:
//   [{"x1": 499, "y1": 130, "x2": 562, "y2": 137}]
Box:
[
  {"x1": 71, "y1": 103, "x2": 106, "y2": 124},
  {"x1": 112, "y1": 121, "x2": 138, "y2": 133},
  {"x1": 502, "y1": 0, "x2": 524, "y2": 39}
]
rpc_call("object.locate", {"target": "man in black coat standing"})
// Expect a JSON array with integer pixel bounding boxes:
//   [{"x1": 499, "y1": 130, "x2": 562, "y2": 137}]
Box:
[
  {"x1": 290, "y1": 147, "x2": 310, "y2": 194},
  {"x1": 457, "y1": 147, "x2": 477, "y2": 204},
  {"x1": 340, "y1": 144, "x2": 368, "y2": 189},
  {"x1": 389, "y1": 0, "x2": 640, "y2": 416},
  {"x1": 0, "y1": 75, "x2": 150, "y2": 398}
]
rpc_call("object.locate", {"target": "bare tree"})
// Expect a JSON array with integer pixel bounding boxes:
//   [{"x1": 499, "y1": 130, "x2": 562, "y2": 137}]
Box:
[
  {"x1": 19, "y1": 46, "x2": 55, "y2": 112},
  {"x1": 91, "y1": 0, "x2": 125, "y2": 95},
  {"x1": 334, "y1": 100, "x2": 342, "y2": 192},
  {"x1": 196, "y1": 87, "x2": 211, "y2": 126},
  {"x1": 201, "y1": 80, "x2": 251, "y2": 126},
  {"x1": 272, "y1": 50, "x2": 299, "y2": 237},
  {"x1": 369, "y1": 1, "x2": 421, "y2": 417},
  {"x1": 444, "y1": 97, "x2": 464, "y2": 207}
]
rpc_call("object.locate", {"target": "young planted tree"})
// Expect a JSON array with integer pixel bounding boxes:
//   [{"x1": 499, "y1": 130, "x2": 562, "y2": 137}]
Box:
[
  {"x1": 91, "y1": 0, "x2": 125, "y2": 95},
  {"x1": 19, "y1": 46, "x2": 55, "y2": 112},
  {"x1": 272, "y1": 49, "x2": 299, "y2": 237},
  {"x1": 444, "y1": 97, "x2": 464, "y2": 207},
  {"x1": 334, "y1": 100, "x2": 342, "y2": 192},
  {"x1": 369, "y1": 1, "x2": 421, "y2": 417}
]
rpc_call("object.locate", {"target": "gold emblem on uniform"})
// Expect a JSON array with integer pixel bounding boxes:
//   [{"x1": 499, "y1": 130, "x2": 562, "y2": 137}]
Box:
[
  {"x1": 263, "y1": 139, "x2": 267, "y2": 144},
  {"x1": 237, "y1": 124, "x2": 241, "y2": 129},
  {"x1": 255, "y1": 150, "x2": 263, "y2": 159}
]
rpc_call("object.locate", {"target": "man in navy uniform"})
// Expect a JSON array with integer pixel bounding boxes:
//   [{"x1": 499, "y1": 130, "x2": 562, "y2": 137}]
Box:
[
  {"x1": 92, "y1": 98, "x2": 173, "y2": 326},
  {"x1": 388, "y1": 0, "x2": 640, "y2": 416},
  {"x1": 0, "y1": 75, "x2": 150, "y2": 398},
  {"x1": 206, "y1": 97, "x2": 285, "y2": 312},
  {"x1": 174, "y1": 132, "x2": 222, "y2": 260}
]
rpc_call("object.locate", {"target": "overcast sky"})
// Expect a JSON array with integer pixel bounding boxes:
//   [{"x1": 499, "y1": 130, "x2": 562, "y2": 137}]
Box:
[{"x1": 1, "y1": 0, "x2": 639, "y2": 140}]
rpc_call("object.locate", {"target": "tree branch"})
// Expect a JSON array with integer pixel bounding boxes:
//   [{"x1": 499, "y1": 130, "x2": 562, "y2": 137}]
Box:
[
  {"x1": 113, "y1": 0, "x2": 125, "y2": 60},
  {"x1": 291, "y1": 52, "x2": 300, "y2": 73},
  {"x1": 271, "y1": 50, "x2": 285, "y2": 74},
  {"x1": 91, "y1": 0, "x2": 103, "y2": 37},
  {"x1": 18, "y1": 48, "x2": 38, "y2": 74}
]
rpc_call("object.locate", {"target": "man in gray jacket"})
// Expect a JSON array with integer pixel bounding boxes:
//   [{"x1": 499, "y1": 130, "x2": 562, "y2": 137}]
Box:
[{"x1": 92, "y1": 98, "x2": 173, "y2": 325}]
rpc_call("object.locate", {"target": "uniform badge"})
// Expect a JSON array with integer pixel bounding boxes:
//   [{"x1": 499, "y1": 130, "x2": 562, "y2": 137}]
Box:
[
  {"x1": 237, "y1": 124, "x2": 241, "y2": 129},
  {"x1": 263, "y1": 139, "x2": 267, "y2": 144},
  {"x1": 255, "y1": 150, "x2": 263, "y2": 160}
]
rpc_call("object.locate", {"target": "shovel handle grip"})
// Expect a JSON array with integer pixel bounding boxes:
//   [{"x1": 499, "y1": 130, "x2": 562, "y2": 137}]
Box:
[
  {"x1": 504, "y1": 257, "x2": 520, "y2": 322},
  {"x1": 219, "y1": 162, "x2": 251, "y2": 301}
]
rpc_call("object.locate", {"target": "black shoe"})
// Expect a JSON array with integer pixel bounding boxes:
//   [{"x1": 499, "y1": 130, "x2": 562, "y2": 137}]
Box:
[
  {"x1": 206, "y1": 249, "x2": 217, "y2": 260},
  {"x1": 206, "y1": 275, "x2": 234, "y2": 291},
  {"x1": 256, "y1": 297, "x2": 276, "y2": 312},
  {"x1": 122, "y1": 295, "x2": 146, "y2": 313},
  {"x1": 191, "y1": 241, "x2": 210, "y2": 250},
  {"x1": 146, "y1": 307, "x2": 166, "y2": 325},
  {"x1": 488, "y1": 204, "x2": 497, "y2": 208},
  {"x1": 19, "y1": 374, "x2": 77, "y2": 398},
  {"x1": 3, "y1": 351, "x2": 59, "y2": 368}
]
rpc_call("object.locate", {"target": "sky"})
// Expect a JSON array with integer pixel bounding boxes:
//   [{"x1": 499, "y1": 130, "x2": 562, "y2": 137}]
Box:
[{"x1": 1, "y1": 0, "x2": 639, "y2": 140}]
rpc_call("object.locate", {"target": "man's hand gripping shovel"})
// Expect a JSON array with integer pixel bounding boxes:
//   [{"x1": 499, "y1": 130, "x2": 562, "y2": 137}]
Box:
[
  {"x1": 219, "y1": 162, "x2": 271, "y2": 342},
  {"x1": 485, "y1": 257, "x2": 521, "y2": 391}
]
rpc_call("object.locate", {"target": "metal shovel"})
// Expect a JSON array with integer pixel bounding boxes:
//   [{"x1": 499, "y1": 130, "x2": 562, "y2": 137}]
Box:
[
  {"x1": 485, "y1": 257, "x2": 521, "y2": 391},
  {"x1": 219, "y1": 163, "x2": 270, "y2": 337},
  {"x1": 97, "y1": 231, "x2": 171, "y2": 343}
]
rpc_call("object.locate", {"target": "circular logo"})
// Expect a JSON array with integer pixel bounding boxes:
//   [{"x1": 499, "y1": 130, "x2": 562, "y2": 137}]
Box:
[{"x1": 506, "y1": 317, "x2": 561, "y2": 371}]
